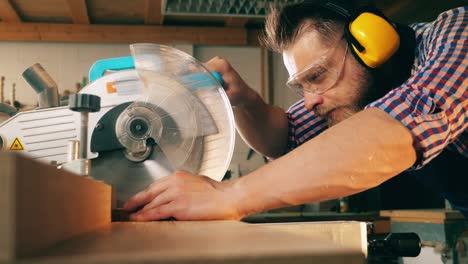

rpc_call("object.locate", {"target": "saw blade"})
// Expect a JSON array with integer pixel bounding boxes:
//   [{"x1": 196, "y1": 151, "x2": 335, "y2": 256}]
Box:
[
  {"x1": 90, "y1": 44, "x2": 235, "y2": 204},
  {"x1": 91, "y1": 137, "x2": 204, "y2": 205}
]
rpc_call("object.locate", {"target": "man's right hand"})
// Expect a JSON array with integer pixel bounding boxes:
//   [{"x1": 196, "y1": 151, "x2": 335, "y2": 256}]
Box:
[
  {"x1": 204, "y1": 56, "x2": 289, "y2": 158},
  {"x1": 204, "y1": 56, "x2": 254, "y2": 107}
]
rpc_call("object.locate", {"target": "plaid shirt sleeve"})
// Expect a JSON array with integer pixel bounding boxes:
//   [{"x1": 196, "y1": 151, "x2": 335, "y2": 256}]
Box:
[
  {"x1": 286, "y1": 99, "x2": 328, "y2": 152},
  {"x1": 366, "y1": 7, "x2": 468, "y2": 169}
]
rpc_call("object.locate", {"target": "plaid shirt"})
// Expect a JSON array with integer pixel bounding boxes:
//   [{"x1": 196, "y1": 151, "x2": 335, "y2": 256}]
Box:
[{"x1": 287, "y1": 7, "x2": 468, "y2": 170}]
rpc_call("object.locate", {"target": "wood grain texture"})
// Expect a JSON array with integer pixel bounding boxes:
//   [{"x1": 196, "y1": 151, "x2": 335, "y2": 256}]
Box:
[
  {"x1": 0, "y1": 153, "x2": 366, "y2": 264},
  {"x1": 225, "y1": 17, "x2": 249, "y2": 27},
  {"x1": 0, "y1": 0, "x2": 21, "y2": 22},
  {"x1": 12, "y1": 0, "x2": 70, "y2": 23},
  {"x1": 66, "y1": 0, "x2": 89, "y2": 24},
  {"x1": 260, "y1": 221, "x2": 368, "y2": 256},
  {"x1": 0, "y1": 22, "x2": 247, "y2": 45},
  {"x1": 26, "y1": 221, "x2": 365, "y2": 264},
  {"x1": 86, "y1": 0, "x2": 145, "y2": 24},
  {"x1": 144, "y1": 0, "x2": 164, "y2": 25},
  {"x1": 380, "y1": 209, "x2": 465, "y2": 223},
  {"x1": 0, "y1": 151, "x2": 15, "y2": 260},
  {"x1": 0, "y1": 152, "x2": 111, "y2": 261}
]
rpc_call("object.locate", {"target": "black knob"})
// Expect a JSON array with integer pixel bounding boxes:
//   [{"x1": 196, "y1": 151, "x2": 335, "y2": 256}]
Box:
[
  {"x1": 368, "y1": 233, "x2": 421, "y2": 257},
  {"x1": 69, "y1": 94, "x2": 101, "y2": 112}
]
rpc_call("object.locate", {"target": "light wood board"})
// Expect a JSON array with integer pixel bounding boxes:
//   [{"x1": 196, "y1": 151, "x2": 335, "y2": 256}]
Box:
[
  {"x1": 0, "y1": 152, "x2": 365, "y2": 264},
  {"x1": 380, "y1": 210, "x2": 465, "y2": 223},
  {"x1": 0, "y1": 152, "x2": 112, "y2": 261},
  {"x1": 19, "y1": 221, "x2": 365, "y2": 264}
]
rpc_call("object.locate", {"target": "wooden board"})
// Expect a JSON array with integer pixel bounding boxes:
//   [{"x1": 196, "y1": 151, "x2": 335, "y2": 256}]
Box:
[
  {"x1": 0, "y1": 152, "x2": 365, "y2": 263},
  {"x1": 0, "y1": 0, "x2": 21, "y2": 23},
  {"x1": 17, "y1": 221, "x2": 365, "y2": 264},
  {"x1": 259, "y1": 221, "x2": 368, "y2": 256},
  {"x1": 380, "y1": 210, "x2": 465, "y2": 224},
  {"x1": 0, "y1": 152, "x2": 111, "y2": 261},
  {"x1": 0, "y1": 23, "x2": 248, "y2": 45},
  {"x1": 13, "y1": 0, "x2": 71, "y2": 23}
]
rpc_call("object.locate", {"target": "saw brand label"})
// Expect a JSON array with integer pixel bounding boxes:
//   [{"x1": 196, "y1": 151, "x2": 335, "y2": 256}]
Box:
[
  {"x1": 106, "y1": 79, "x2": 142, "y2": 96},
  {"x1": 10, "y1": 137, "x2": 24, "y2": 151}
]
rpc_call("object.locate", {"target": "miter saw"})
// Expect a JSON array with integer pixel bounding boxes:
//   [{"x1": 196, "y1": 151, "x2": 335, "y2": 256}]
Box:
[{"x1": 0, "y1": 43, "x2": 235, "y2": 205}]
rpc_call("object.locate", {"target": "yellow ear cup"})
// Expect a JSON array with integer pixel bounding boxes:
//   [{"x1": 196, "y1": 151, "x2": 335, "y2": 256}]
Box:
[{"x1": 349, "y1": 12, "x2": 400, "y2": 68}]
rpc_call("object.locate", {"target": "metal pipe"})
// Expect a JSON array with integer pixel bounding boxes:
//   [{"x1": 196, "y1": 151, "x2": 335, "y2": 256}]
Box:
[{"x1": 22, "y1": 63, "x2": 59, "y2": 108}]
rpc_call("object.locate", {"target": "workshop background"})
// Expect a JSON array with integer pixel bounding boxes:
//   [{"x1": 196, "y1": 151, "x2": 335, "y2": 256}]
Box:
[
  {"x1": 1, "y1": 0, "x2": 464, "y2": 179},
  {"x1": 0, "y1": 1, "x2": 467, "y2": 264}
]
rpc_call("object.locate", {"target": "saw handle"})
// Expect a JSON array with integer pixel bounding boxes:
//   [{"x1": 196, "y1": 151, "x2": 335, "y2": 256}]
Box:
[
  {"x1": 211, "y1": 72, "x2": 223, "y2": 85},
  {"x1": 89, "y1": 56, "x2": 135, "y2": 82},
  {"x1": 89, "y1": 56, "x2": 223, "y2": 85}
]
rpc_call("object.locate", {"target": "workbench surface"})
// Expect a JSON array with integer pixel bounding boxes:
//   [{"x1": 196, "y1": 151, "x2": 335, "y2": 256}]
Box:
[
  {"x1": 6, "y1": 221, "x2": 365, "y2": 264},
  {"x1": 1, "y1": 153, "x2": 366, "y2": 264}
]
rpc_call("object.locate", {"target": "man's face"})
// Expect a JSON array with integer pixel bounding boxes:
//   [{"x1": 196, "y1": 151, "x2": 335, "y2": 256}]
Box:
[{"x1": 283, "y1": 30, "x2": 373, "y2": 126}]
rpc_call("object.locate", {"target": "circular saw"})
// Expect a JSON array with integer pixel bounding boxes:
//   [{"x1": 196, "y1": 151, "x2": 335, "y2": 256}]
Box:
[
  {"x1": 0, "y1": 44, "x2": 235, "y2": 206},
  {"x1": 89, "y1": 44, "x2": 235, "y2": 204}
]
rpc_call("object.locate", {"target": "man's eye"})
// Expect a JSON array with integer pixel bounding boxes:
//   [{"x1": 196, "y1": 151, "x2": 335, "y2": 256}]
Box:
[
  {"x1": 305, "y1": 68, "x2": 326, "y2": 83},
  {"x1": 290, "y1": 83, "x2": 302, "y2": 90}
]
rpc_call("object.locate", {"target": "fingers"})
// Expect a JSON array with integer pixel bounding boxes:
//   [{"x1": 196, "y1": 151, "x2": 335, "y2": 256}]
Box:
[
  {"x1": 140, "y1": 190, "x2": 175, "y2": 213},
  {"x1": 130, "y1": 202, "x2": 174, "y2": 221},
  {"x1": 203, "y1": 56, "x2": 231, "y2": 74},
  {"x1": 123, "y1": 180, "x2": 168, "y2": 212}
]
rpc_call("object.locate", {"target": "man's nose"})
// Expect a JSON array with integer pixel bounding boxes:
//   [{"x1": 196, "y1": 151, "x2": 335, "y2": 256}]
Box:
[{"x1": 303, "y1": 92, "x2": 324, "y2": 111}]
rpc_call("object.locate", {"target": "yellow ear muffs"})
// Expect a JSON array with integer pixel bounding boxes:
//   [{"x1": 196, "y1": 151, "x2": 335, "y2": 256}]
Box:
[{"x1": 348, "y1": 12, "x2": 400, "y2": 68}]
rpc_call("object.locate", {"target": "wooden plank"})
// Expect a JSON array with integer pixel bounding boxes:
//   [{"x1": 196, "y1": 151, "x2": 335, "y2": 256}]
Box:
[
  {"x1": 0, "y1": 0, "x2": 21, "y2": 23},
  {"x1": 0, "y1": 22, "x2": 247, "y2": 45},
  {"x1": 13, "y1": 0, "x2": 70, "y2": 23},
  {"x1": 25, "y1": 221, "x2": 365, "y2": 264},
  {"x1": 380, "y1": 210, "x2": 465, "y2": 222},
  {"x1": 261, "y1": 221, "x2": 368, "y2": 256},
  {"x1": 0, "y1": 151, "x2": 15, "y2": 261},
  {"x1": 86, "y1": 0, "x2": 145, "y2": 24},
  {"x1": 0, "y1": 152, "x2": 111, "y2": 261},
  {"x1": 387, "y1": 217, "x2": 446, "y2": 224},
  {"x1": 225, "y1": 17, "x2": 249, "y2": 27},
  {"x1": 144, "y1": 0, "x2": 164, "y2": 25},
  {"x1": 66, "y1": 0, "x2": 89, "y2": 24}
]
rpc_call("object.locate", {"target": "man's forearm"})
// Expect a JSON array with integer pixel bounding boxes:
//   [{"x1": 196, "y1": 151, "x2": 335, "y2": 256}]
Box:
[
  {"x1": 229, "y1": 108, "x2": 418, "y2": 217},
  {"x1": 233, "y1": 89, "x2": 289, "y2": 158}
]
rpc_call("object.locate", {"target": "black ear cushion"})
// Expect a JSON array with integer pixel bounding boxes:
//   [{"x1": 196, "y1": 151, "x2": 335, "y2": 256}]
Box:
[
  {"x1": 343, "y1": 21, "x2": 374, "y2": 68},
  {"x1": 344, "y1": 23, "x2": 364, "y2": 52},
  {"x1": 345, "y1": 36, "x2": 372, "y2": 69}
]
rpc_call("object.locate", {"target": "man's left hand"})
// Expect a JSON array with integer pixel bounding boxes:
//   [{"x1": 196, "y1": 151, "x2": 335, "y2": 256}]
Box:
[{"x1": 123, "y1": 170, "x2": 242, "y2": 221}]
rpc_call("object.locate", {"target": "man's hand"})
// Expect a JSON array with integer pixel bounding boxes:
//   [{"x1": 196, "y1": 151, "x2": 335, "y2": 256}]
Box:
[
  {"x1": 123, "y1": 170, "x2": 243, "y2": 221},
  {"x1": 204, "y1": 56, "x2": 255, "y2": 107}
]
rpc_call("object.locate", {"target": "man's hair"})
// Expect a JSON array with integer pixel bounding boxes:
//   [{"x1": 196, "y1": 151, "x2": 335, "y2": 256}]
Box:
[
  {"x1": 261, "y1": 0, "x2": 413, "y2": 94},
  {"x1": 261, "y1": 0, "x2": 360, "y2": 52}
]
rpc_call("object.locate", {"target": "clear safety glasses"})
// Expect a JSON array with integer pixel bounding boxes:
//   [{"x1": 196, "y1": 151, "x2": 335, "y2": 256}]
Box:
[{"x1": 286, "y1": 41, "x2": 348, "y2": 97}]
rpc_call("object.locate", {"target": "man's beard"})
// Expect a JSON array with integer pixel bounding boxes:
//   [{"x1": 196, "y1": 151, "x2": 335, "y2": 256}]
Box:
[
  {"x1": 314, "y1": 68, "x2": 381, "y2": 127},
  {"x1": 315, "y1": 104, "x2": 361, "y2": 127}
]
